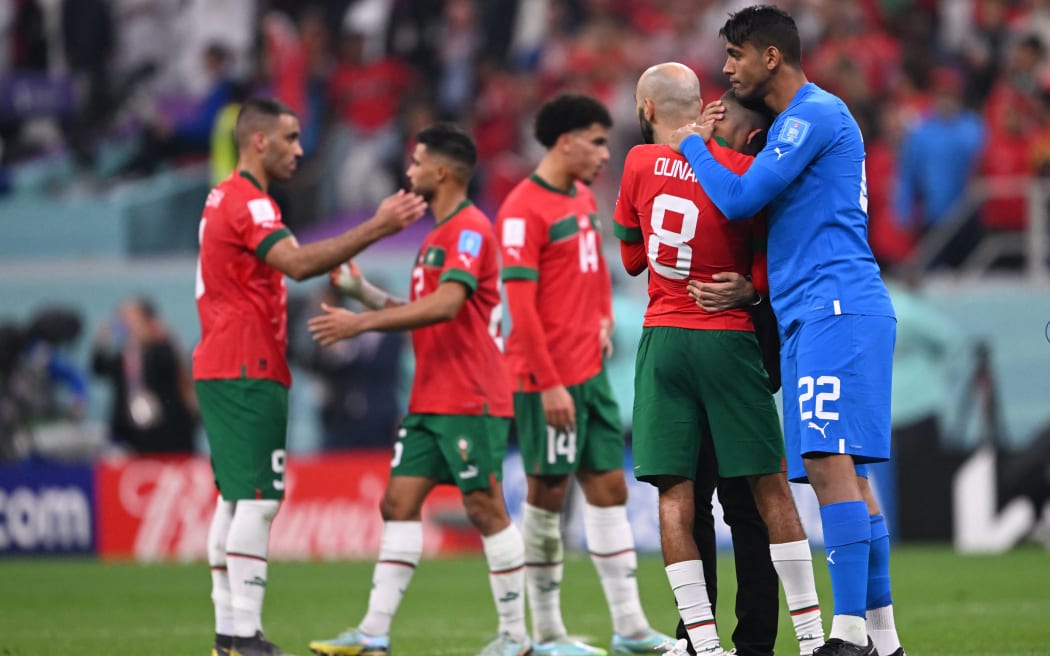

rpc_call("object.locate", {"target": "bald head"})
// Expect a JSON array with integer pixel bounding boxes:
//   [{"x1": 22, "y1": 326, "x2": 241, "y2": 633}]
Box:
[{"x1": 637, "y1": 62, "x2": 701, "y2": 127}]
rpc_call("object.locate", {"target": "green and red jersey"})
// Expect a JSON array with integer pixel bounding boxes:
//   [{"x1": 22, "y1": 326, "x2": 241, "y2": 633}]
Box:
[
  {"x1": 614, "y1": 141, "x2": 767, "y2": 331},
  {"x1": 496, "y1": 174, "x2": 612, "y2": 392},
  {"x1": 407, "y1": 200, "x2": 512, "y2": 417},
  {"x1": 193, "y1": 171, "x2": 293, "y2": 386}
]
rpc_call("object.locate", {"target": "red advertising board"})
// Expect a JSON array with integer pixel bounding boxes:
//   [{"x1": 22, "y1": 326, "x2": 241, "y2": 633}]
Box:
[{"x1": 96, "y1": 453, "x2": 480, "y2": 561}]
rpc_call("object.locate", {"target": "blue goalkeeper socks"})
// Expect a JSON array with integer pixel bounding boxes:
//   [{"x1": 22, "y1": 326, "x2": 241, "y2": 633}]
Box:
[
  {"x1": 867, "y1": 513, "x2": 894, "y2": 609},
  {"x1": 820, "y1": 500, "x2": 871, "y2": 618}
]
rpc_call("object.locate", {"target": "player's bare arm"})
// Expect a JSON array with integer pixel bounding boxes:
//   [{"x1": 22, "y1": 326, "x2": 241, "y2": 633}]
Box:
[
  {"x1": 330, "y1": 260, "x2": 405, "y2": 310},
  {"x1": 264, "y1": 190, "x2": 427, "y2": 281},
  {"x1": 686, "y1": 272, "x2": 758, "y2": 313},
  {"x1": 540, "y1": 385, "x2": 576, "y2": 433},
  {"x1": 599, "y1": 316, "x2": 614, "y2": 358},
  {"x1": 308, "y1": 281, "x2": 468, "y2": 346}
]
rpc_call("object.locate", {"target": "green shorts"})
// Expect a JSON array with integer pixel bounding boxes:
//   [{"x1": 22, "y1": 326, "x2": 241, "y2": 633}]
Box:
[
  {"x1": 196, "y1": 378, "x2": 289, "y2": 500},
  {"x1": 392, "y1": 413, "x2": 510, "y2": 492},
  {"x1": 514, "y1": 367, "x2": 624, "y2": 476},
  {"x1": 632, "y1": 327, "x2": 784, "y2": 481}
]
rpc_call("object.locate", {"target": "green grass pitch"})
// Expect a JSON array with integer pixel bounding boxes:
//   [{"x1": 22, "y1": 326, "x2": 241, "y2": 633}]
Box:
[{"x1": 0, "y1": 545, "x2": 1046, "y2": 655}]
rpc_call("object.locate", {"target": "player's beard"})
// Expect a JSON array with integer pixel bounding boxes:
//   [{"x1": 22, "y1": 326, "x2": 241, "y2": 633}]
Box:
[
  {"x1": 411, "y1": 182, "x2": 435, "y2": 203},
  {"x1": 638, "y1": 108, "x2": 655, "y2": 145}
]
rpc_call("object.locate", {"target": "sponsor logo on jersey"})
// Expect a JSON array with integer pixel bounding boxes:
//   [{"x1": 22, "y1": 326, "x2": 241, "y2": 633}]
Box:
[
  {"x1": 779, "y1": 117, "x2": 810, "y2": 146},
  {"x1": 502, "y1": 218, "x2": 526, "y2": 247},
  {"x1": 807, "y1": 421, "x2": 830, "y2": 439}
]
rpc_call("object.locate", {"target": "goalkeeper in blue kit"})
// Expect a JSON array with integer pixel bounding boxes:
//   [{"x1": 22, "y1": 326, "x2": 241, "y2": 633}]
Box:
[{"x1": 670, "y1": 6, "x2": 907, "y2": 656}]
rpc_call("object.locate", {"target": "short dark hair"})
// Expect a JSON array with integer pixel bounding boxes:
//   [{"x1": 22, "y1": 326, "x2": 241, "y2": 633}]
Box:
[
  {"x1": 533, "y1": 94, "x2": 612, "y2": 148},
  {"x1": 416, "y1": 122, "x2": 477, "y2": 170},
  {"x1": 720, "y1": 5, "x2": 802, "y2": 66},
  {"x1": 234, "y1": 97, "x2": 297, "y2": 146},
  {"x1": 721, "y1": 89, "x2": 774, "y2": 153}
]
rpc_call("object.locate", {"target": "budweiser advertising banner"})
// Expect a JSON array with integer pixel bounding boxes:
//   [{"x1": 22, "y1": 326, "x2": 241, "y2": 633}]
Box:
[{"x1": 95, "y1": 453, "x2": 478, "y2": 561}]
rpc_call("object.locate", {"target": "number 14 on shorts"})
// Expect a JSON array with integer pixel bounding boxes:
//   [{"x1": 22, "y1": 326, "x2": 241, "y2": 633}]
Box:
[{"x1": 546, "y1": 426, "x2": 577, "y2": 464}]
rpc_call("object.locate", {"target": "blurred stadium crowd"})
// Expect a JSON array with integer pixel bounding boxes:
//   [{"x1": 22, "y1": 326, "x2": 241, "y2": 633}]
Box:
[{"x1": 2, "y1": 0, "x2": 1050, "y2": 270}]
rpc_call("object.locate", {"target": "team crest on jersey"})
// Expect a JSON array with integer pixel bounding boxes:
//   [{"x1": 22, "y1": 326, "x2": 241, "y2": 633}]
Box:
[
  {"x1": 457, "y1": 437, "x2": 471, "y2": 461},
  {"x1": 421, "y1": 246, "x2": 446, "y2": 267},
  {"x1": 779, "y1": 117, "x2": 810, "y2": 146},
  {"x1": 457, "y1": 229, "x2": 482, "y2": 257},
  {"x1": 248, "y1": 198, "x2": 278, "y2": 225}
]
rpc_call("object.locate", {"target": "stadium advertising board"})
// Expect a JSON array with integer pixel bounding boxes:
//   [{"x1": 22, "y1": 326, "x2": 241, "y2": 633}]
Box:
[
  {"x1": 95, "y1": 453, "x2": 477, "y2": 561},
  {"x1": 0, "y1": 460, "x2": 95, "y2": 556}
]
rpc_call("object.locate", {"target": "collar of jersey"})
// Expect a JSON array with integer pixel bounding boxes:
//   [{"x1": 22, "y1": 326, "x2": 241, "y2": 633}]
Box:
[
  {"x1": 238, "y1": 170, "x2": 264, "y2": 192},
  {"x1": 712, "y1": 136, "x2": 730, "y2": 148},
  {"x1": 529, "y1": 173, "x2": 576, "y2": 197},
  {"x1": 436, "y1": 198, "x2": 473, "y2": 225}
]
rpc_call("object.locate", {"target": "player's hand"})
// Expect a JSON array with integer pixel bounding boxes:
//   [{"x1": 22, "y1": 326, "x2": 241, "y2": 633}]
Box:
[
  {"x1": 687, "y1": 272, "x2": 757, "y2": 313},
  {"x1": 541, "y1": 385, "x2": 576, "y2": 434},
  {"x1": 373, "y1": 189, "x2": 428, "y2": 235},
  {"x1": 308, "y1": 302, "x2": 367, "y2": 346},
  {"x1": 330, "y1": 260, "x2": 365, "y2": 298},
  {"x1": 700, "y1": 99, "x2": 726, "y2": 125},
  {"x1": 599, "y1": 316, "x2": 614, "y2": 358},
  {"x1": 669, "y1": 120, "x2": 714, "y2": 153}
]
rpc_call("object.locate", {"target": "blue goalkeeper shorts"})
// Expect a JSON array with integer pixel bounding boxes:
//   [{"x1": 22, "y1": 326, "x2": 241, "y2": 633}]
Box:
[{"x1": 781, "y1": 314, "x2": 896, "y2": 483}]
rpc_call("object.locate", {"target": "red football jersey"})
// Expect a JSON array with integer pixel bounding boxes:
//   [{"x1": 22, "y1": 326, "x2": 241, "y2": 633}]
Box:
[
  {"x1": 614, "y1": 142, "x2": 765, "y2": 331},
  {"x1": 193, "y1": 172, "x2": 292, "y2": 386},
  {"x1": 407, "y1": 201, "x2": 512, "y2": 417},
  {"x1": 497, "y1": 174, "x2": 611, "y2": 392}
]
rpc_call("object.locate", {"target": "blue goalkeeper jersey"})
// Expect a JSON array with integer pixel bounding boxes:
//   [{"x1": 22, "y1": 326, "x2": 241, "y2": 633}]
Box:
[{"x1": 681, "y1": 83, "x2": 895, "y2": 334}]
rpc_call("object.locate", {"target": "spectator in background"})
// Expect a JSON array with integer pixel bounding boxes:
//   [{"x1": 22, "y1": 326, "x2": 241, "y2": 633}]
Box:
[
  {"x1": 979, "y1": 102, "x2": 1034, "y2": 236},
  {"x1": 60, "y1": 0, "x2": 116, "y2": 171},
  {"x1": 290, "y1": 285, "x2": 404, "y2": 451},
  {"x1": 322, "y1": 24, "x2": 414, "y2": 214},
  {"x1": 91, "y1": 296, "x2": 199, "y2": 454},
  {"x1": 436, "y1": 0, "x2": 483, "y2": 120},
  {"x1": 895, "y1": 65, "x2": 986, "y2": 269},
  {"x1": 120, "y1": 42, "x2": 237, "y2": 177}
]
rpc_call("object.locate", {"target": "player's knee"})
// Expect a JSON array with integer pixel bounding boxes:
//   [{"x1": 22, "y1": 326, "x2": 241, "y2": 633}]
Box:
[
  {"x1": 579, "y1": 471, "x2": 628, "y2": 506},
  {"x1": 462, "y1": 489, "x2": 507, "y2": 533},
  {"x1": 379, "y1": 493, "x2": 421, "y2": 521}
]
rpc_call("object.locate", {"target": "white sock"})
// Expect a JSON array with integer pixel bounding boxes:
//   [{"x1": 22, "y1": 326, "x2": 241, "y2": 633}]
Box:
[
  {"x1": 483, "y1": 524, "x2": 528, "y2": 641},
  {"x1": 770, "y1": 540, "x2": 824, "y2": 652},
  {"x1": 584, "y1": 503, "x2": 649, "y2": 637},
  {"x1": 867, "y1": 605, "x2": 901, "y2": 655},
  {"x1": 226, "y1": 499, "x2": 280, "y2": 638},
  {"x1": 523, "y1": 503, "x2": 567, "y2": 641},
  {"x1": 830, "y1": 615, "x2": 868, "y2": 648},
  {"x1": 207, "y1": 497, "x2": 235, "y2": 637},
  {"x1": 665, "y1": 560, "x2": 722, "y2": 654},
  {"x1": 359, "y1": 521, "x2": 423, "y2": 637}
]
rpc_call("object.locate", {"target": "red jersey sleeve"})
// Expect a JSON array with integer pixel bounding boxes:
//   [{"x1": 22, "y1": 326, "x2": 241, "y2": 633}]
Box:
[
  {"x1": 231, "y1": 195, "x2": 291, "y2": 258},
  {"x1": 504, "y1": 280, "x2": 561, "y2": 389},
  {"x1": 613, "y1": 148, "x2": 643, "y2": 244}
]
